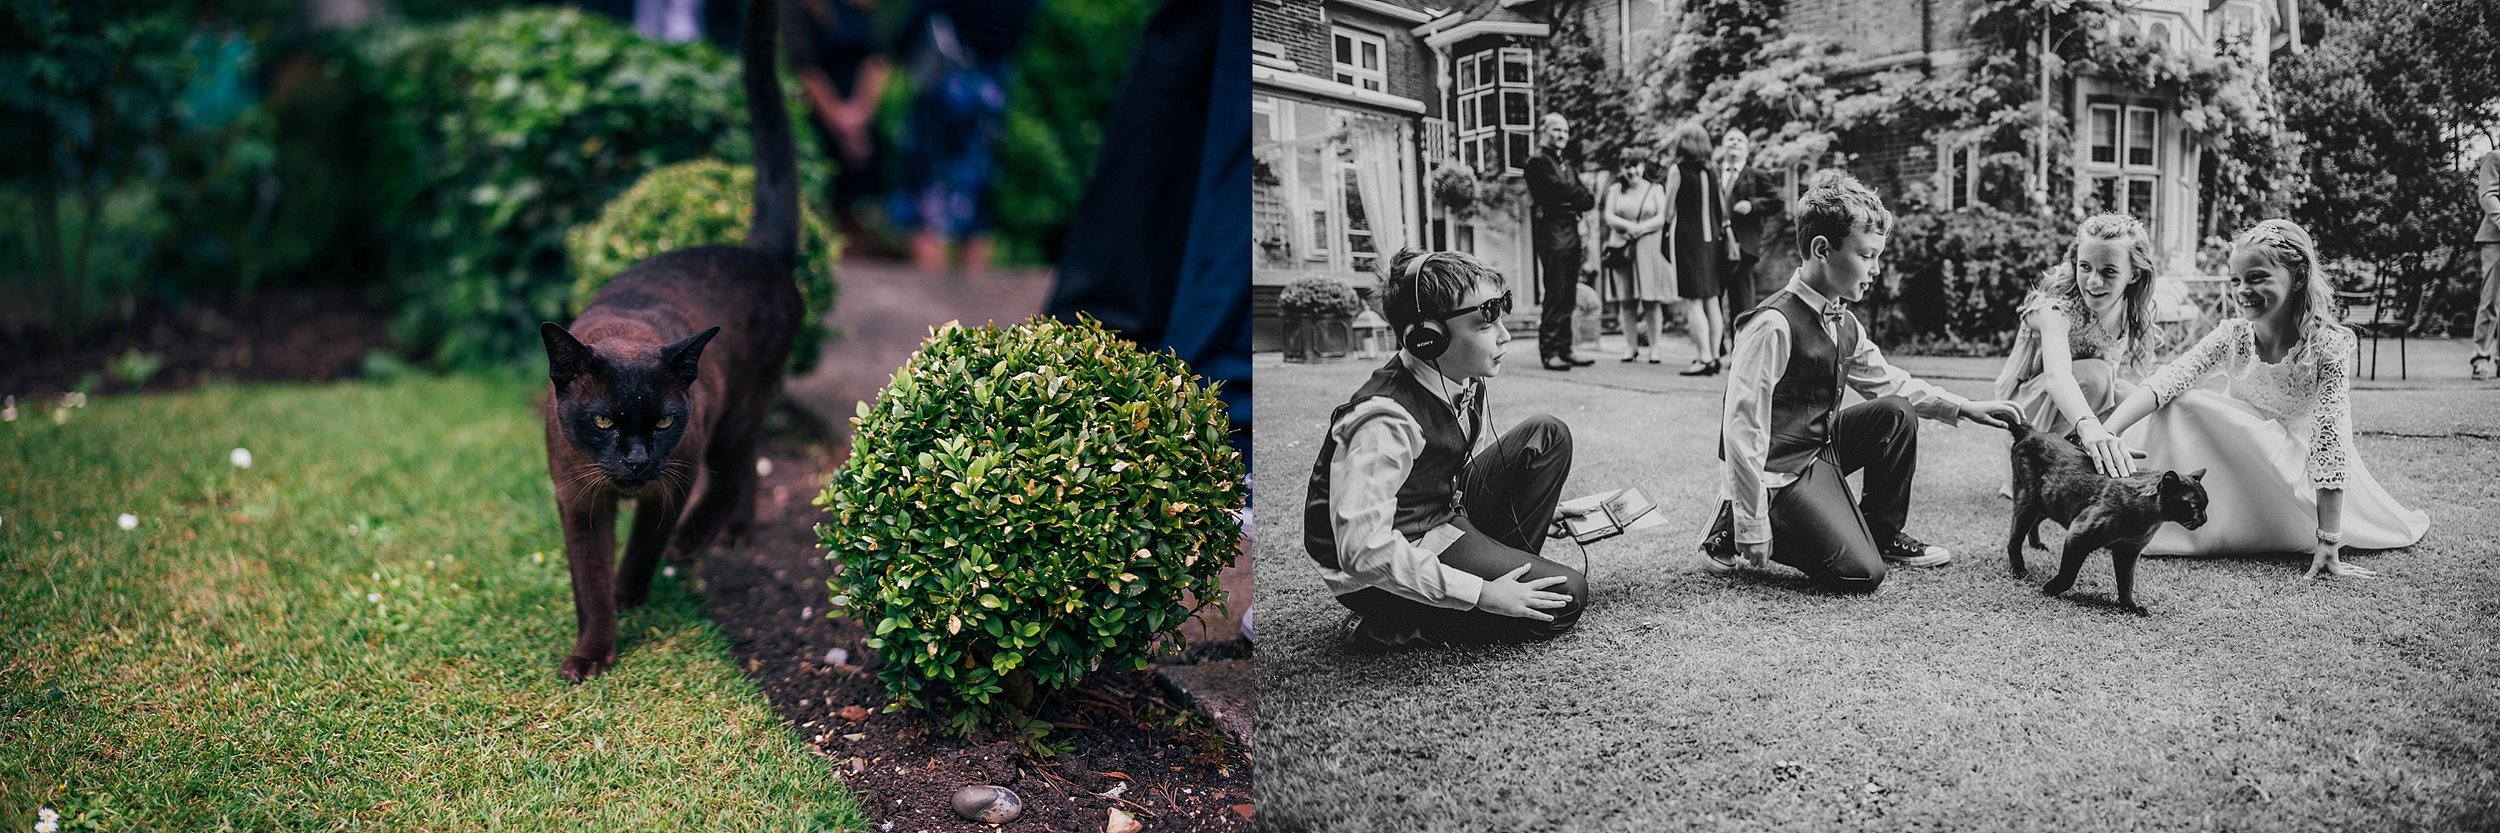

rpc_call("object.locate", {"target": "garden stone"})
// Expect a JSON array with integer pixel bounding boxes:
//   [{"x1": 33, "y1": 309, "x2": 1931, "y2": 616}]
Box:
[
  {"x1": 950, "y1": 784, "x2": 1022, "y2": 824},
  {"x1": 1105, "y1": 807, "x2": 1141, "y2": 833}
]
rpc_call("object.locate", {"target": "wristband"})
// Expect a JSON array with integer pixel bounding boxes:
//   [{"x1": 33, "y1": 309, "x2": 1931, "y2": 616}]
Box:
[{"x1": 2315, "y1": 529, "x2": 2342, "y2": 546}]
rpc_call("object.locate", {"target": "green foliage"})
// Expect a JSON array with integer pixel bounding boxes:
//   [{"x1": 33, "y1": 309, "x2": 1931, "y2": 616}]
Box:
[
  {"x1": 1691, "y1": 35, "x2": 1901, "y2": 172},
  {"x1": 819, "y1": 316, "x2": 1243, "y2": 732},
  {"x1": 566, "y1": 159, "x2": 840, "y2": 375},
  {"x1": 359, "y1": 8, "x2": 825, "y2": 370},
  {"x1": 1874, "y1": 203, "x2": 2068, "y2": 350},
  {"x1": 0, "y1": 0, "x2": 200, "y2": 331},
  {"x1": 1278, "y1": 276, "x2": 1363, "y2": 319},
  {"x1": 984, "y1": 0, "x2": 1158, "y2": 265}
]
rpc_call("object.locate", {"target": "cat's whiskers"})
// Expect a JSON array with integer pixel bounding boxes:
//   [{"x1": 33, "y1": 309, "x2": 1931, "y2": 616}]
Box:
[{"x1": 554, "y1": 461, "x2": 612, "y2": 501}]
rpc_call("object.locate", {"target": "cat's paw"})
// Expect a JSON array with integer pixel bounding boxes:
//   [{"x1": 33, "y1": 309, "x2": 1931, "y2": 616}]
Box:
[
  {"x1": 559, "y1": 651, "x2": 615, "y2": 683},
  {"x1": 2040, "y1": 579, "x2": 2073, "y2": 596},
  {"x1": 2120, "y1": 602, "x2": 2149, "y2": 616}
]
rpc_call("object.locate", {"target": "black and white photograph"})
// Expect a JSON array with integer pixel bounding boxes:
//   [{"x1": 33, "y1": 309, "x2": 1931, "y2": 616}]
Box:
[{"x1": 1252, "y1": 0, "x2": 2500, "y2": 829}]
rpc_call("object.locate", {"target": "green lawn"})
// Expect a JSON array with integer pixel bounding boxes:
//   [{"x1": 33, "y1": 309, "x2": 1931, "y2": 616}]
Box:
[
  {"x1": 0, "y1": 376, "x2": 863, "y2": 830},
  {"x1": 1253, "y1": 353, "x2": 2500, "y2": 832}
]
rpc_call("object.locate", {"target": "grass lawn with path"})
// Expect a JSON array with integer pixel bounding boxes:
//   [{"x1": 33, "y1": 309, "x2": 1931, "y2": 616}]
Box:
[
  {"x1": 1253, "y1": 346, "x2": 2500, "y2": 832},
  {"x1": 2, "y1": 376, "x2": 865, "y2": 829}
]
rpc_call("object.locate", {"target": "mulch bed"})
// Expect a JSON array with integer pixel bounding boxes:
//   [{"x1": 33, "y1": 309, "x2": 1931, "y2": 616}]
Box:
[
  {"x1": 18, "y1": 288, "x2": 1255, "y2": 832},
  {"x1": 0, "y1": 287, "x2": 398, "y2": 399},
  {"x1": 703, "y1": 422, "x2": 1253, "y2": 832}
]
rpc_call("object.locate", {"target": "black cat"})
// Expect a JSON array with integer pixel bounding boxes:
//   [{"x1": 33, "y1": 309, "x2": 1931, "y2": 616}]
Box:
[
  {"x1": 2005, "y1": 422, "x2": 2209, "y2": 615},
  {"x1": 538, "y1": 0, "x2": 801, "y2": 682}
]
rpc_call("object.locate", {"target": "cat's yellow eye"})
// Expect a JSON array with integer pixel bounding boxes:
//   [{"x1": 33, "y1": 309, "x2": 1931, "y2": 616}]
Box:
[
  {"x1": 594, "y1": 416, "x2": 614, "y2": 430},
  {"x1": 655, "y1": 416, "x2": 673, "y2": 429}
]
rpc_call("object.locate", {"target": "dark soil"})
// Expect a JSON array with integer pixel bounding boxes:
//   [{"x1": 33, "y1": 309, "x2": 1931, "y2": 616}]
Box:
[
  {"x1": 0, "y1": 287, "x2": 398, "y2": 399},
  {"x1": 701, "y1": 421, "x2": 1254, "y2": 833}
]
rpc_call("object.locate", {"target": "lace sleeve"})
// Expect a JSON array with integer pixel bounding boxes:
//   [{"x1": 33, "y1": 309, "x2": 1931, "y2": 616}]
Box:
[
  {"x1": 2144, "y1": 319, "x2": 2240, "y2": 405},
  {"x1": 2306, "y1": 327, "x2": 2356, "y2": 490}
]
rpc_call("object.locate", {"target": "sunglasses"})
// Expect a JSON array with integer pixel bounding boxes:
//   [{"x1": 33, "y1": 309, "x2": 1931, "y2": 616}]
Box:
[{"x1": 1423, "y1": 290, "x2": 1514, "y2": 324}]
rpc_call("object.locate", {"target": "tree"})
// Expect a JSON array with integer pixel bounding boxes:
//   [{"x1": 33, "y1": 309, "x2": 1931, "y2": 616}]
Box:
[
  {"x1": 2278, "y1": 0, "x2": 2500, "y2": 332},
  {"x1": 1539, "y1": 7, "x2": 1633, "y2": 170}
]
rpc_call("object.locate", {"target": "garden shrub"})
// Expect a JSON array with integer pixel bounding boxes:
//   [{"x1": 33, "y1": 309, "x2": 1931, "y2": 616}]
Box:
[
  {"x1": 360, "y1": 7, "x2": 823, "y2": 370},
  {"x1": 566, "y1": 159, "x2": 840, "y2": 375},
  {"x1": 1278, "y1": 275, "x2": 1363, "y2": 319},
  {"x1": 818, "y1": 316, "x2": 1244, "y2": 735},
  {"x1": 1875, "y1": 204, "x2": 2067, "y2": 353}
]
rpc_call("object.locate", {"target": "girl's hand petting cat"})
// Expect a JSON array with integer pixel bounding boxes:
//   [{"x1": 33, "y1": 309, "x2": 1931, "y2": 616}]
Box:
[
  {"x1": 2305, "y1": 543, "x2": 2382, "y2": 580},
  {"x1": 2077, "y1": 422, "x2": 2140, "y2": 478},
  {"x1": 1478, "y1": 564, "x2": 1572, "y2": 621}
]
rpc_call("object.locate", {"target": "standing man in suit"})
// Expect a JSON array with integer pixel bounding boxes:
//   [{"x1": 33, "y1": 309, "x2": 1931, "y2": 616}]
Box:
[
  {"x1": 1718, "y1": 128, "x2": 1784, "y2": 347},
  {"x1": 1527, "y1": 113, "x2": 1597, "y2": 371},
  {"x1": 2470, "y1": 148, "x2": 2500, "y2": 381}
]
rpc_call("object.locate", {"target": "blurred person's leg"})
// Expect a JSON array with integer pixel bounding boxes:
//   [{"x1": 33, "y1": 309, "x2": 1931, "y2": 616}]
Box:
[{"x1": 1043, "y1": 0, "x2": 1248, "y2": 465}]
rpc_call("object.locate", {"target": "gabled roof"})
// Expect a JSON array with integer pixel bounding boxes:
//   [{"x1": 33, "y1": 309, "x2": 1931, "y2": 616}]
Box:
[{"x1": 1414, "y1": 0, "x2": 1548, "y2": 47}]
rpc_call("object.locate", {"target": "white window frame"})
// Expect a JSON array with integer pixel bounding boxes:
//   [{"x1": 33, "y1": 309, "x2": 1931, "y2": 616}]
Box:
[
  {"x1": 2087, "y1": 104, "x2": 2122, "y2": 166},
  {"x1": 2124, "y1": 105, "x2": 2161, "y2": 170},
  {"x1": 1331, "y1": 26, "x2": 1388, "y2": 93},
  {"x1": 1936, "y1": 140, "x2": 1979, "y2": 209},
  {"x1": 1340, "y1": 162, "x2": 1379, "y2": 275}
]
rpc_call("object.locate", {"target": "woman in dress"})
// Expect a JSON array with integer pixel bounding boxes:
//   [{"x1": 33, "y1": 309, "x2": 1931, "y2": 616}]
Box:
[
  {"x1": 1602, "y1": 147, "x2": 1670, "y2": 362},
  {"x1": 1662, "y1": 122, "x2": 1736, "y2": 376},
  {"x1": 2101, "y1": 220, "x2": 2430, "y2": 575},
  {"x1": 1993, "y1": 213, "x2": 2162, "y2": 481}
]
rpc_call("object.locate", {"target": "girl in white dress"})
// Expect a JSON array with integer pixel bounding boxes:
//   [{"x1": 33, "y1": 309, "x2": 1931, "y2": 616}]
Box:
[{"x1": 2101, "y1": 220, "x2": 2430, "y2": 575}]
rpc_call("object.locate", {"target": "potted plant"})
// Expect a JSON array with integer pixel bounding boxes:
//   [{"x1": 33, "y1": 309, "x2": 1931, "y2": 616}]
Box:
[{"x1": 1279, "y1": 275, "x2": 1363, "y2": 362}]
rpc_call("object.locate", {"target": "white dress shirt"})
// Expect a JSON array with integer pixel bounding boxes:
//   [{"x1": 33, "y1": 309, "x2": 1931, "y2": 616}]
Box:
[
  {"x1": 1319, "y1": 353, "x2": 1491, "y2": 610},
  {"x1": 1719, "y1": 274, "x2": 1973, "y2": 544}
]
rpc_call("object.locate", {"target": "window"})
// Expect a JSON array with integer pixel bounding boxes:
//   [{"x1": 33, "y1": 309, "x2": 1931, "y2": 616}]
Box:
[
  {"x1": 2089, "y1": 105, "x2": 2120, "y2": 165},
  {"x1": 1253, "y1": 99, "x2": 1293, "y2": 268},
  {"x1": 2125, "y1": 106, "x2": 2159, "y2": 168},
  {"x1": 1341, "y1": 166, "x2": 1379, "y2": 275},
  {"x1": 1332, "y1": 27, "x2": 1386, "y2": 93},
  {"x1": 1454, "y1": 45, "x2": 1535, "y2": 175},
  {"x1": 1937, "y1": 141, "x2": 1978, "y2": 209}
]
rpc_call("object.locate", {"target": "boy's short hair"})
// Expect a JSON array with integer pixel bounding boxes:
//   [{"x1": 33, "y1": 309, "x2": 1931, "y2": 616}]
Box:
[
  {"x1": 1381, "y1": 248, "x2": 1505, "y2": 332},
  {"x1": 1793, "y1": 168, "x2": 1893, "y2": 254}
]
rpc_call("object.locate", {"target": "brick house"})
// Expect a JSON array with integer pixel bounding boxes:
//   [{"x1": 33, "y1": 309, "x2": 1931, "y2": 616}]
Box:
[{"x1": 1249, "y1": 0, "x2": 2301, "y2": 350}]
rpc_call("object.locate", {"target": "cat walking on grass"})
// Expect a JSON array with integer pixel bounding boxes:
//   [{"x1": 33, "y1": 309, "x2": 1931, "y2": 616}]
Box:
[{"x1": 538, "y1": 0, "x2": 802, "y2": 682}]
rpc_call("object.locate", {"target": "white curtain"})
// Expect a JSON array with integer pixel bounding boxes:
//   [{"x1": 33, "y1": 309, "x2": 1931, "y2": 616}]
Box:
[{"x1": 1346, "y1": 117, "x2": 1410, "y2": 264}]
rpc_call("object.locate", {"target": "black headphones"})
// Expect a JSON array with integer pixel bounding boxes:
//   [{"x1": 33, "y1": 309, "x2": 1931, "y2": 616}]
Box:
[{"x1": 1399, "y1": 252, "x2": 1450, "y2": 360}]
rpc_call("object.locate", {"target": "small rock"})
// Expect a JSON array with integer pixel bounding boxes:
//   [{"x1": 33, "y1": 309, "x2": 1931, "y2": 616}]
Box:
[
  {"x1": 951, "y1": 784, "x2": 1022, "y2": 825},
  {"x1": 756, "y1": 456, "x2": 774, "y2": 477},
  {"x1": 117, "y1": 513, "x2": 138, "y2": 531},
  {"x1": 824, "y1": 647, "x2": 849, "y2": 666},
  {"x1": 230, "y1": 447, "x2": 253, "y2": 468},
  {"x1": 1106, "y1": 807, "x2": 1141, "y2": 833}
]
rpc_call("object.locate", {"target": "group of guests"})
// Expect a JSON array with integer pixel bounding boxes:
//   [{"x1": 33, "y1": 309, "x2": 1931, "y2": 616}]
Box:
[
  {"x1": 1304, "y1": 166, "x2": 2433, "y2": 650},
  {"x1": 1525, "y1": 114, "x2": 1783, "y2": 377}
]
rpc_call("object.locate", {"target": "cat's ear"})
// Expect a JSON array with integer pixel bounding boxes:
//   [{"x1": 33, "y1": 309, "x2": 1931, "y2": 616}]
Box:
[
  {"x1": 2184, "y1": 468, "x2": 2207, "y2": 482},
  {"x1": 542, "y1": 322, "x2": 591, "y2": 387},
  {"x1": 662, "y1": 326, "x2": 721, "y2": 382}
]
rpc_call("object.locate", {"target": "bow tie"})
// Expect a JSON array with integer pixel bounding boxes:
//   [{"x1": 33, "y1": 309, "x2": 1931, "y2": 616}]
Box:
[{"x1": 1822, "y1": 305, "x2": 1845, "y2": 322}]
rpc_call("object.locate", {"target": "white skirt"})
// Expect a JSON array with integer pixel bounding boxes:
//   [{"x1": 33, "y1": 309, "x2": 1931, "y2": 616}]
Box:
[{"x1": 2125, "y1": 390, "x2": 2429, "y2": 555}]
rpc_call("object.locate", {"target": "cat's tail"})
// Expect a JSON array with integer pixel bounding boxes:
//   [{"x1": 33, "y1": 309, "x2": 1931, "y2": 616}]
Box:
[{"x1": 740, "y1": 0, "x2": 799, "y2": 271}]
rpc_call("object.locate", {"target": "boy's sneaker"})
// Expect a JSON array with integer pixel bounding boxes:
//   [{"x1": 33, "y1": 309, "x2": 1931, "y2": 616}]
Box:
[
  {"x1": 1880, "y1": 532, "x2": 1953, "y2": 567},
  {"x1": 1336, "y1": 613, "x2": 1389, "y2": 653},
  {"x1": 1698, "y1": 527, "x2": 1743, "y2": 573},
  {"x1": 2473, "y1": 354, "x2": 2492, "y2": 381}
]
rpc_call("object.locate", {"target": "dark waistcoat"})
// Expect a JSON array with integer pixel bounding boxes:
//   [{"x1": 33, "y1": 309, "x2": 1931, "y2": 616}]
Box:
[
  {"x1": 1724, "y1": 289, "x2": 1857, "y2": 474},
  {"x1": 1303, "y1": 358, "x2": 1476, "y2": 570}
]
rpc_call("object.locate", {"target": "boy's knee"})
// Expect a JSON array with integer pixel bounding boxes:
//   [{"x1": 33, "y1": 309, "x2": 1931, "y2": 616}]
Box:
[
  {"x1": 1515, "y1": 414, "x2": 1572, "y2": 454},
  {"x1": 1822, "y1": 555, "x2": 1886, "y2": 593},
  {"x1": 1528, "y1": 565, "x2": 1589, "y2": 639},
  {"x1": 1869, "y1": 395, "x2": 1915, "y2": 425}
]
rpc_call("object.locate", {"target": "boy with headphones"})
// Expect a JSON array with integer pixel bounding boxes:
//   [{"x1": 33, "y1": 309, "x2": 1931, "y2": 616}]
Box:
[{"x1": 1301, "y1": 249, "x2": 1587, "y2": 650}]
